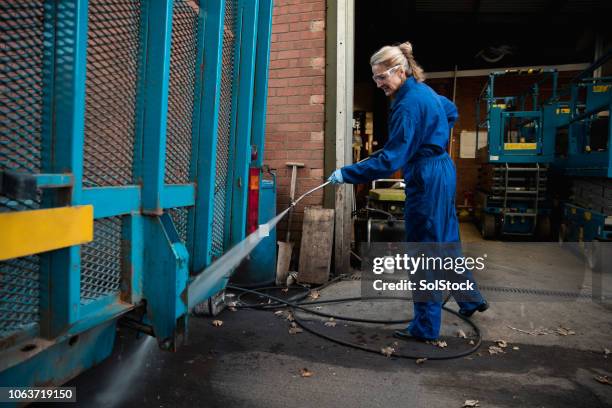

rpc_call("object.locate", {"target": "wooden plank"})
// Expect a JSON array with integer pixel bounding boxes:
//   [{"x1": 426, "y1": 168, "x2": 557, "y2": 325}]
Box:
[{"x1": 298, "y1": 207, "x2": 334, "y2": 284}]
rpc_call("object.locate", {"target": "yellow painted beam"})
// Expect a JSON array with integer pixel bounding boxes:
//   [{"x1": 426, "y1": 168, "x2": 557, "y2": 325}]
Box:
[
  {"x1": 504, "y1": 142, "x2": 537, "y2": 150},
  {"x1": 0, "y1": 205, "x2": 93, "y2": 261}
]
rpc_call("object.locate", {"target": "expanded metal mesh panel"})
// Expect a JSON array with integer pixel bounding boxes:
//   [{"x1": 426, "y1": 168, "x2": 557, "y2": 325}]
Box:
[
  {"x1": 165, "y1": 1, "x2": 199, "y2": 244},
  {"x1": 82, "y1": 0, "x2": 142, "y2": 187},
  {"x1": 165, "y1": 0, "x2": 198, "y2": 186},
  {"x1": 210, "y1": 0, "x2": 237, "y2": 258},
  {"x1": 80, "y1": 217, "x2": 123, "y2": 304},
  {"x1": 169, "y1": 208, "x2": 189, "y2": 243},
  {"x1": 0, "y1": 1, "x2": 45, "y2": 336},
  {"x1": 0, "y1": 256, "x2": 40, "y2": 336}
]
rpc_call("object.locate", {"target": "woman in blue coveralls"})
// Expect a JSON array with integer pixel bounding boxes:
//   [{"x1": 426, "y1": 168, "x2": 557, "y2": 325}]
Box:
[{"x1": 328, "y1": 41, "x2": 488, "y2": 341}]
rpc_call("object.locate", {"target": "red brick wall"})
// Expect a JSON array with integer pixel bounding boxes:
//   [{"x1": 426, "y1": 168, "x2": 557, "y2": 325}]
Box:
[{"x1": 263, "y1": 0, "x2": 326, "y2": 250}]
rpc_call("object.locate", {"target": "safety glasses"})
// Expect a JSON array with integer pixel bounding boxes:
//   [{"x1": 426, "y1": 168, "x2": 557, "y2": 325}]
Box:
[{"x1": 372, "y1": 65, "x2": 401, "y2": 83}]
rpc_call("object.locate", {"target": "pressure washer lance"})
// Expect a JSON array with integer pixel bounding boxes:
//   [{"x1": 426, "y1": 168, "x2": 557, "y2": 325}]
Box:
[
  {"x1": 291, "y1": 180, "x2": 331, "y2": 207},
  {"x1": 188, "y1": 180, "x2": 332, "y2": 310}
]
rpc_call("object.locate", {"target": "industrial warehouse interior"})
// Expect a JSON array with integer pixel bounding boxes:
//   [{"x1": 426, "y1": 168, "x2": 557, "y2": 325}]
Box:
[{"x1": 1, "y1": 0, "x2": 611, "y2": 407}]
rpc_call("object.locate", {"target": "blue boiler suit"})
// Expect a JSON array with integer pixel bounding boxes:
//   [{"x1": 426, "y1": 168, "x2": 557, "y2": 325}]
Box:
[{"x1": 341, "y1": 77, "x2": 485, "y2": 340}]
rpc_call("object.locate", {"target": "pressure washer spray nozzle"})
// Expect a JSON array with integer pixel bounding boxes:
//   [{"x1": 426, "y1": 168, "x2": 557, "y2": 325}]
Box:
[{"x1": 290, "y1": 180, "x2": 332, "y2": 208}]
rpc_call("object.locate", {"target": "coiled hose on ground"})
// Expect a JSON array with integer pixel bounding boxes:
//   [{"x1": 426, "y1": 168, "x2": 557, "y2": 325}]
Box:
[{"x1": 227, "y1": 281, "x2": 482, "y2": 360}]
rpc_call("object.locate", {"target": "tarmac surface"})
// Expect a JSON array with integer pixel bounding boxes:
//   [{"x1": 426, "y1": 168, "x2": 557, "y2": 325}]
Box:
[
  {"x1": 57, "y1": 305, "x2": 612, "y2": 408},
  {"x1": 44, "y1": 224, "x2": 612, "y2": 407}
]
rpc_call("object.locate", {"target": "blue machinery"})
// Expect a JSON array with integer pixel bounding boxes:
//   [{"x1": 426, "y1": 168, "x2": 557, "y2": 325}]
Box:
[
  {"x1": 475, "y1": 69, "x2": 558, "y2": 238},
  {"x1": 0, "y1": 0, "x2": 275, "y2": 388},
  {"x1": 476, "y1": 69, "x2": 558, "y2": 165},
  {"x1": 475, "y1": 53, "x2": 612, "y2": 241},
  {"x1": 554, "y1": 55, "x2": 612, "y2": 178},
  {"x1": 552, "y1": 52, "x2": 612, "y2": 243}
]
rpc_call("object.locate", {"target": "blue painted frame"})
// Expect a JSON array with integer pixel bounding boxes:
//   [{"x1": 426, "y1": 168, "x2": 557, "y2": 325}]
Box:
[
  {"x1": 185, "y1": 0, "x2": 207, "y2": 268},
  {"x1": 39, "y1": 0, "x2": 89, "y2": 339},
  {"x1": 555, "y1": 80, "x2": 612, "y2": 178},
  {"x1": 229, "y1": 0, "x2": 259, "y2": 246},
  {"x1": 141, "y1": 0, "x2": 174, "y2": 215},
  {"x1": 477, "y1": 69, "x2": 558, "y2": 164},
  {"x1": 1, "y1": 0, "x2": 277, "y2": 388},
  {"x1": 251, "y1": 0, "x2": 274, "y2": 168},
  {"x1": 191, "y1": 0, "x2": 226, "y2": 272},
  {"x1": 223, "y1": 0, "x2": 244, "y2": 250}
]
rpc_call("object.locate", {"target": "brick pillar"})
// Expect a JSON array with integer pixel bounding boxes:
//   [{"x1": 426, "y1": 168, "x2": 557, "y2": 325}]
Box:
[{"x1": 264, "y1": 0, "x2": 326, "y2": 250}]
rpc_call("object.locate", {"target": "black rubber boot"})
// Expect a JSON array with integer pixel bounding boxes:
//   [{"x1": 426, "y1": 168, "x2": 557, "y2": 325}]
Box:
[
  {"x1": 393, "y1": 330, "x2": 430, "y2": 342},
  {"x1": 458, "y1": 300, "x2": 489, "y2": 318}
]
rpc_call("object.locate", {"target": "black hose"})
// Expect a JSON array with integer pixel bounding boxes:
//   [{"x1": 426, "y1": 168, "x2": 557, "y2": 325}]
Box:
[
  {"x1": 226, "y1": 283, "x2": 482, "y2": 360},
  {"x1": 235, "y1": 285, "x2": 311, "y2": 308},
  {"x1": 233, "y1": 274, "x2": 347, "y2": 310}
]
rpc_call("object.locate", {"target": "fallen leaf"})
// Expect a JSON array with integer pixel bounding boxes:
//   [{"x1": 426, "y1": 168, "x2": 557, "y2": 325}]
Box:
[
  {"x1": 595, "y1": 375, "x2": 612, "y2": 385},
  {"x1": 415, "y1": 358, "x2": 427, "y2": 365},
  {"x1": 496, "y1": 340, "x2": 508, "y2": 348},
  {"x1": 212, "y1": 320, "x2": 223, "y2": 327},
  {"x1": 428, "y1": 340, "x2": 447, "y2": 348},
  {"x1": 274, "y1": 311, "x2": 285, "y2": 317},
  {"x1": 555, "y1": 326, "x2": 575, "y2": 336},
  {"x1": 512, "y1": 346, "x2": 520, "y2": 351},
  {"x1": 300, "y1": 368, "x2": 313, "y2": 378},
  {"x1": 457, "y1": 329, "x2": 467, "y2": 339},
  {"x1": 289, "y1": 322, "x2": 303, "y2": 334},
  {"x1": 463, "y1": 400, "x2": 480, "y2": 407},
  {"x1": 488, "y1": 345, "x2": 504, "y2": 355},
  {"x1": 281, "y1": 288, "x2": 289, "y2": 293},
  {"x1": 308, "y1": 290, "x2": 320, "y2": 300},
  {"x1": 286, "y1": 312, "x2": 295, "y2": 322},
  {"x1": 324, "y1": 318, "x2": 337, "y2": 327},
  {"x1": 469, "y1": 340, "x2": 475, "y2": 345},
  {"x1": 228, "y1": 307, "x2": 237, "y2": 312},
  {"x1": 381, "y1": 346, "x2": 395, "y2": 357}
]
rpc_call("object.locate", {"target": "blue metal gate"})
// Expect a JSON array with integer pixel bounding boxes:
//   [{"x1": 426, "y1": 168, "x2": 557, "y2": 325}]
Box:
[{"x1": 0, "y1": 0, "x2": 273, "y2": 388}]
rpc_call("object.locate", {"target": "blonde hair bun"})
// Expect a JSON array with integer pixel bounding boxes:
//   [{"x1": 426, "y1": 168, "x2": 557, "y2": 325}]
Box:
[{"x1": 399, "y1": 41, "x2": 413, "y2": 58}]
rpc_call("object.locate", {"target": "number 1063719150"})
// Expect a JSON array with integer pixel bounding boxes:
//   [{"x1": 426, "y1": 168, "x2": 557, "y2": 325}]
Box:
[{"x1": 1, "y1": 387, "x2": 76, "y2": 402}]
